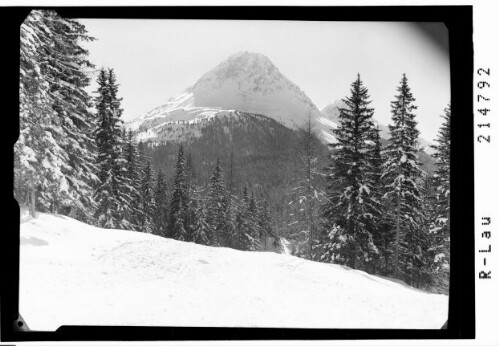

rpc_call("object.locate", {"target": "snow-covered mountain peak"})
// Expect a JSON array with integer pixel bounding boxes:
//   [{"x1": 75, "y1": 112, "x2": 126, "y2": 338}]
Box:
[
  {"x1": 196, "y1": 51, "x2": 277, "y2": 83},
  {"x1": 191, "y1": 51, "x2": 321, "y2": 127},
  {"x1": 127, "y1": 51, "x2": 326, "y2": 141},
  {"x1": 193, "y1": 51, "x2": 281, "y2": 93}
]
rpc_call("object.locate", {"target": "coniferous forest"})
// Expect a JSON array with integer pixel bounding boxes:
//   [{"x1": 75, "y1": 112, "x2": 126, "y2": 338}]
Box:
[{"x1": 16, "y1": 10, "x2": 451, "y2": 295}]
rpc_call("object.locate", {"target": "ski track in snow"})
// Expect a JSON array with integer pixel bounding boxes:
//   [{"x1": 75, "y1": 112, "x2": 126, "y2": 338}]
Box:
[{"x1": 20, "y1": 213, "x2": 448, "y2": 331}]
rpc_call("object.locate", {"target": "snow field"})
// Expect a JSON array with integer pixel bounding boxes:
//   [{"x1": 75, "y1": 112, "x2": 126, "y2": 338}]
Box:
[{"x1": 20, "y1": 213, "x2": 448, "y2": 330}]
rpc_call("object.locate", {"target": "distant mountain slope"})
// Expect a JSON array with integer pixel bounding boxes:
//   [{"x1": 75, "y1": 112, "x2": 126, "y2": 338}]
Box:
[
  {"x1": 142, "y1": 111, "x2": 329, "y2": 208},
  {"x1": 20, "y1": 213, "x2": 449, "y2": 330}
]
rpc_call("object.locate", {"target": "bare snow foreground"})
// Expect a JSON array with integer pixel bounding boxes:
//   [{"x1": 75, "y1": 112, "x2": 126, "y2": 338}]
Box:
[{"x1": 20, "y1": 213, "x2": 448, "y2": 331}]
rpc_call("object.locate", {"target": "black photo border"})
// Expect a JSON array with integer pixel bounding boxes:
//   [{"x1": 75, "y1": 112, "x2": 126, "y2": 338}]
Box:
[{"x1": 0, "y1": 5, "x2": 474, "y2": 342}]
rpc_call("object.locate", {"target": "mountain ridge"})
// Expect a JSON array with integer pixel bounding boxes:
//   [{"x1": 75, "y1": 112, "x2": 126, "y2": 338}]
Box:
[{"x1": 126, "y1": 51, "x2": 432, "y2": 148}]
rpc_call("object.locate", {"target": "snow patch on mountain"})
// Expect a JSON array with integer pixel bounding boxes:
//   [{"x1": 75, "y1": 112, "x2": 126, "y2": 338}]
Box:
[
  {"x1": 128, "y1": 92, "x2": 234, "y2": 131},
  {"x1": 317, "y1": 116, "x2": 338, "y2": 130},
  {"x1": 321, "y1": 129, "x2": 338, "y2": 144},
  {"x1": 141, "y1": 91, "x2": 196, "y2": 120}
]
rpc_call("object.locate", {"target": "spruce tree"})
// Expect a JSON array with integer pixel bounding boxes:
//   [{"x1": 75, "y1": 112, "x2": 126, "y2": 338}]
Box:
[
  {"x1": 290, "y1": 115, "x2": 324, "y2": 259},
  {"x1": 367, "y1": 126, "x2": 390, "y2": 273},
  {"x1": 206, "y1": 159, "x2": 229, "y2": 246},
  {"x1": 189, "y1": 186, "x2": 210, "y2": 245},
  {"x1": 169, "y1": 145, "x2": 189, "y2": 240},
  {"x1": 18, "y1": 10, "x2": 62, "y2": 217},
  {"x1": 93, "y1": 68, "x2": 129, "y2": 229},
  {"x1": 93, "y1": 68, "x2": 113, "y2": 226},
  {"x1": 234, "y1": 210, "x2": 250, "y2": 250},
  {"x1": 108, "y1": 70, "x2": 134, "y2": 227},
  {"x1": 233, "y1": 186, "x2": 261, "y2": 251},
  {"x1": 139, "y1": 158, "x2": 156, "y2": 233},
  {"x1": 172, "y1": 210, "x2": 188, "y2": 241},
  {"x1": 137, "y1": 141, "x2": 147, "y2": 171},
  {"x1": 42, "y1": 11, "x2": 98, "y2": 219},
  {"x1": 184, "y1": 150, "x2": 198, "y2": 241},
  {"x1": 429, "y1": 104, "x2": 451, "y2": 292},
  {"x1": 321, "y1": 74, "x2": 379, "y2": 269},
  {"x1": 248, "y1": 192, "x2": 262, "y2": 249},
  {"x1": 153, "y1": 169, "x2": 169, "y2": 237},
  {"x1": 258, "y1": 200, "x2": 273, "y2": 240},
  {"x1": 124, "y1": 130, "x2": 142, "y2": 230},
  {"x1": 414, "y1": 184, "x2": 439, "y2": 289},
  {"x1": 185, "y1": 151, "x2": 196, "y2": 182},
  {"x1": 234, "y1": 186, "x2": 254, "y2": 250},
  {"x1": 233, "y1": 187, "x2": 246, "y2": 250},
  {"x1": 382, "y1": 74, "x2": 425, "y2": 280},
  {"x1": 225, "y1": 148, "x2": 236, "y2": 247}
]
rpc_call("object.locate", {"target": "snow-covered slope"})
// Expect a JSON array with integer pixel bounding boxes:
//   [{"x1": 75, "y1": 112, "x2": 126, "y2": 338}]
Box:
[
  {"x1": 126, "y1": 91, "x2": 237, "y2": 143},
  {"x1": 20, "y1": 213, "x2": 448, "y2": 330}
]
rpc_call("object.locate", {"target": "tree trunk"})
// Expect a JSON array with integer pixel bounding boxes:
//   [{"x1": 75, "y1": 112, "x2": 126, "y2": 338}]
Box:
[
  {"x1": 53, "y1": 195, "x2": 59, "y2": 214},
  {"x1": 394, "y1": 194, "x2": 401, "y2": 278},
  {"x1": 350, "y1": 253, "x2": 356, "y2": 270},
  {"x1": 307, "y1": 119, "x2": 313, "y2": 261},
  {"x1": 385, "y1": 252, "x2": 389, "y2": 273},
  {"x1": 30, "y1": 183, "x2": 36, "y2": 218},
  {"x1": 308, "y1": 207, "x2": 313, "y2": 260},
  {"x1": 227, "y1": 149, "x2": 234, "y2": 247}
]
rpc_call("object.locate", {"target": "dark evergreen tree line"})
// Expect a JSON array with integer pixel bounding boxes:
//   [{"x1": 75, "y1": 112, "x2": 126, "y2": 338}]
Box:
[{"x1": 159, "y1": 146, "x2": 274, "y2": 251}]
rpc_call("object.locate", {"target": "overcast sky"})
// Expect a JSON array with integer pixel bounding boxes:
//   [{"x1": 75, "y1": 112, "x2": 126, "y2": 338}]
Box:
[{"x1": 80, "y1": 19, "x2": 450, "y2": 142}]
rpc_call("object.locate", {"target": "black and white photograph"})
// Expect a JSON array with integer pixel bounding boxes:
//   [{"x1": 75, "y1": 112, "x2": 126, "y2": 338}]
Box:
[{"x1": 16, "y1": 11, "x2": 453, "y2": 331}]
